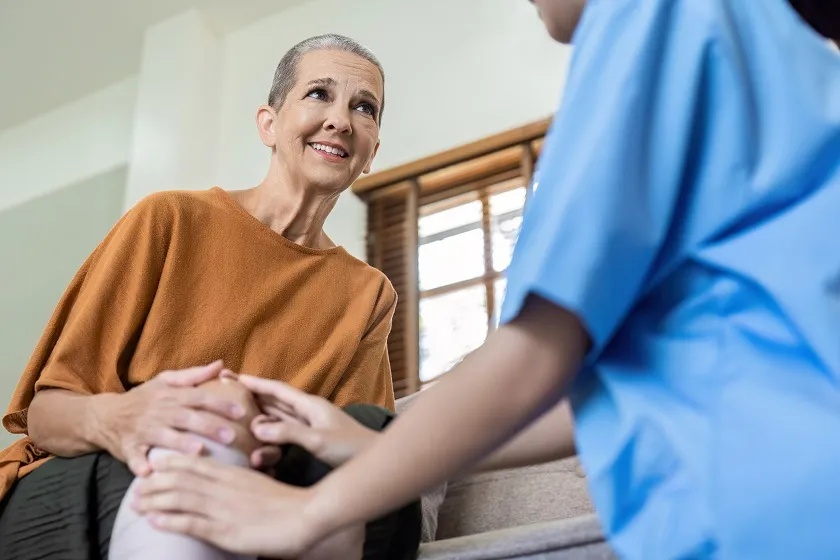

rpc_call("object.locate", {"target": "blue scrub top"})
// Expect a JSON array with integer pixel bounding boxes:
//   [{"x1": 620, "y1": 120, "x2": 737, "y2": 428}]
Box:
[{"x1": 500, "y1": 0, "x2": 840, "y2": 558}]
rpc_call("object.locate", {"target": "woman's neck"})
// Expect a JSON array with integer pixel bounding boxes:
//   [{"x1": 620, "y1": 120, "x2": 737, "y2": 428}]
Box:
[{"x1": 236, "y1": 176, "x2": 340, "y2": 250}]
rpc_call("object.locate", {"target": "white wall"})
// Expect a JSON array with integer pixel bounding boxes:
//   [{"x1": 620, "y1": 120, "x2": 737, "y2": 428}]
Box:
[
  {"x1": 0, "y1": 78, "x2": 137, "y2": 213},
  {"x1": 0, "y1": 168, "x2": 127, "y2": 448},
  {"x1": 0, "y1": 80, "x2": 136, "y2": 436},
  {"x1": 216, "y1": 0, "x2": 571, "y2": 258},
  {"x1": 124, "y1": 10, "x2": 225, "y2": 210}
]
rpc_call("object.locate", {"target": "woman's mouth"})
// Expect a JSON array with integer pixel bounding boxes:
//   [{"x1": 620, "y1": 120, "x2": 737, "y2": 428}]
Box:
[{"x1": 309, "y1": 142, "x2": 348, "y2": 160}]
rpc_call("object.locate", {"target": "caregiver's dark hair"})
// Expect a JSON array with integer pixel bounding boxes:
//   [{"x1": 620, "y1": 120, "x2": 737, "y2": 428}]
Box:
[{"x1": 789, "y1": 0, "x2": 840, "y2": 40}]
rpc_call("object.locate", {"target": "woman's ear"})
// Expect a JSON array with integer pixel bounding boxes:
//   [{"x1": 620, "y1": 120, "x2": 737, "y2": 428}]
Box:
[
  {"x1": 363, "y1": 140, "x2": 381, "y2": 174},
  {"x1": 256, "y1": 105, "x2": 278, "y2": 148}
]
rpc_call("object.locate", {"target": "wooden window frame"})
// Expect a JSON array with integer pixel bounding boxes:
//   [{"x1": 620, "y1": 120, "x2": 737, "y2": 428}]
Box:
[{"x1": 355, "y1": 118, "x2": 550, "y2": 398}]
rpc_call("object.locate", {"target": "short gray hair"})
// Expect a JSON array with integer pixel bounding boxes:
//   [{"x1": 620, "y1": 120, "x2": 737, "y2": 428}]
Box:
[{"x1": 268, "y1": 34, "x2": 385, "y2": 123}]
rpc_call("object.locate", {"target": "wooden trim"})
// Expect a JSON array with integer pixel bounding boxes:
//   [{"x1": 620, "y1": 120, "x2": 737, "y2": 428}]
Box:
[
  {"x1": 480, "y1": 191, "x2": 495, "y2": 332},
  {"x1": 419, "y1": 170, "x2": 522, "y2": 208},
  {"x1": 483, "y1": 176, "x2": 528, "y2": 198},
  {"x1": 520, "y1": 142, "x2": 535, "y2": 204},
  {"x1": 531, "y1": 138, "x2": 544, "y2": 157},
  {"x1": 404, "y1": 180, "x2": 420, "y2": 394},
  {"x1": 373, "y1": 202, "x2": 383, "y2": 268},
  {"x1": 420, "y1": 189, "x2": 480, "y2": 216},
  {"x1": 364, "y1": 180, "x2": 415, "y2": 202},
  {"x1": 353, "y1": 117, "x2": 552, "y2": 196},
  {"x1": 418, "y1": 146, "x2": 522, "y2": 196}
]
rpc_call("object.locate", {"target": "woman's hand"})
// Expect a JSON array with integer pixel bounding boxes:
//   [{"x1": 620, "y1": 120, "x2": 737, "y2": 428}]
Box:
[
  {"x1": 94, "y1": 361, "x2": 248, "y2": 476},
  {"x1": 133, "y1": 453, "x2": 319, "y2": 558},
  {"x1": 237, "y1": 375, "x2": 380, "y2": 468}
]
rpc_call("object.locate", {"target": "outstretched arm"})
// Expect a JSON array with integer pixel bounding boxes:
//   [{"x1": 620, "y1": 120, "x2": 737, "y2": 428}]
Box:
[
  {"x1": 239, "y1": 374, "x2": 575, "y2": 473},
  {"x1": 474, "y1": 398, "x2": 576, "y2": 472}
]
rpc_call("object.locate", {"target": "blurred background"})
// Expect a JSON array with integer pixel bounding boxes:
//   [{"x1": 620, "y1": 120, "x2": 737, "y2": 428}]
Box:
[{"x1": 0, "y1": 0, "x2": 572, "y2": 447}]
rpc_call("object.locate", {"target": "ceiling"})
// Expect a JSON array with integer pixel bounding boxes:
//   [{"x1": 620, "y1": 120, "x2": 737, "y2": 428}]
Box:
[{"x1": 0, "y1": 0, "x2": 304, "y2": 131}]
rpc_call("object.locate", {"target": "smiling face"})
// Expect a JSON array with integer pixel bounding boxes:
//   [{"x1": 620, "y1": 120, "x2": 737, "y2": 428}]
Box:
[{"x1": 256, "y1": 49, "x2": 384, "y2": 193}]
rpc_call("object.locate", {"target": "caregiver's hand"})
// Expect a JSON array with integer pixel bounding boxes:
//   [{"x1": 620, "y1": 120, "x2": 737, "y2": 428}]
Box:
[
  {"x1": 238, "y1": 375, "x2": 379, "y2": 468},
  {"x1": 96, "y1": 361, "x2": 247, "y2": 476},
  {"x1": 133, "y1": 453, "x2": 317, "y2": 558}
]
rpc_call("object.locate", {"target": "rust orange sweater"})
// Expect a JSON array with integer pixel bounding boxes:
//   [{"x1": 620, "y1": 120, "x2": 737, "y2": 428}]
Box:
[{"x1": 0, "y1": 187, "x2": 396, "y2": 500}]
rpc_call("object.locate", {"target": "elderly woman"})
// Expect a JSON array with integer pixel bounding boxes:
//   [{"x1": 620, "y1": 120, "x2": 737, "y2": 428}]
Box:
[{"x1": 0, "y1": 34, "x2": 419, "y2": 560}]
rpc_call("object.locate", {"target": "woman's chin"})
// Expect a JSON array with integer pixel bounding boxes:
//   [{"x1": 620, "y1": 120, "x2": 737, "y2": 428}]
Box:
[{"x1": 302, "y1": 172, "x2": 354, "y2": 193}]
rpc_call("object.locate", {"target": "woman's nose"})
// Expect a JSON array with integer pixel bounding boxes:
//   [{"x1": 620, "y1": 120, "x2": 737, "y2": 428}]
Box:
[{"x1": 323, "y1": 107, "x2": 352, "y2": 135}]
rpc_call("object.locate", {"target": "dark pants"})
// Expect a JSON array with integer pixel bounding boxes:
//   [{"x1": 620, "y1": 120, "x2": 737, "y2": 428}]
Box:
[{"x1": 0, "y1": 404, "x2": 420, "y2": 560}]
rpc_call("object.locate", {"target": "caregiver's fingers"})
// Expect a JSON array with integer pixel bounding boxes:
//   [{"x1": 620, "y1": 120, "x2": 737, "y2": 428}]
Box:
[
  {"x1": 255, "y1": 398, "x2": 300, "y2": 421},
  {"x1": 252, "y1": 420, "x2": 324, "y2": 454},
  {"x1": 134, "y1": 483, "x2": 212, "y2": 515},
  {"x1": 239, "y1": 375, "x2": 314, "y2": 411},
  {"x1": 219, "y1": 368, "x2": 238, "y2": 381},
  {"x1": 250, "y1": 445, "x2": 283, "y2": 470},
  {"x1": 253, "y1": 408, "x2": 305, "y2": 430},
  {"x1": 149, "y1": 452, "x2": 237, "y2": 484},
  {"x1": 148, "y1": 512, "x2": 217, "y2": 543}
]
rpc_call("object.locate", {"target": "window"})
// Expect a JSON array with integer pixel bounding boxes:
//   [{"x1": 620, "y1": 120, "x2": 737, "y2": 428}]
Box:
[
  {"x1": 357, "y1": 118, "x2": 548, "y2": 397},
  {"x1": 417, "y1": 184, "x2": 526, "y2": 383}
]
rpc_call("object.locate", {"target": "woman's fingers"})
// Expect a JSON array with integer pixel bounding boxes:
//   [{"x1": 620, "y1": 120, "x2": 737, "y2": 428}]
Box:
[
  {"x1": 166, "y1": 408, "x2": 238, "y2": 445},
  {"x1": 158, "y1": 361, "x2": 225, "y2": 387},
  {"x1": 149, "y1": 426, "x2": 205, "y2": 456},
  {"x1": 177, "y1": 387, "x2": 245, "y2": 421},
  {"x1": 126, "y1": 444, "x2": 152, "y2": 477}
]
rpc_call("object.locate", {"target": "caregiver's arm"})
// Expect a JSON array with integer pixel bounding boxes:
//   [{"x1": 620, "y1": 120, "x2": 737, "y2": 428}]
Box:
[
  {"x1": 307, "y1": 296, "x2": 588, "y2": 536},
  {"x1": 473, "y1": 398, "x2": 576, "y2": 472},
  {"x1": 243, "y1": 376, "x2": 575, "y2": 473}
]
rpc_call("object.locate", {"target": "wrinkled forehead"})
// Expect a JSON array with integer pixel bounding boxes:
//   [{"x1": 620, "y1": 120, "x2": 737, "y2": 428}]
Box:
[{"x1": 295, "y1": 49, "x2": 384, "y2": 101}]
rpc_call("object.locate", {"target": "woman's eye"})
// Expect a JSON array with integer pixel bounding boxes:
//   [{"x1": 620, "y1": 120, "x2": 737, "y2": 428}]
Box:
[
  {"x1": 356, "y1": 102, "x2": 376, "y2": 117},
  {"x1": 307, "y1": 89, "x2": 328, "y2": 101}
]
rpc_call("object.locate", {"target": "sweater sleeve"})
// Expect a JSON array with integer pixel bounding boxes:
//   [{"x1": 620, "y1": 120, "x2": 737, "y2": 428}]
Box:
[
  {"x1": 329, "y1": 280, "x2": 398, "y2": 411},
  {"x1": 2, "y1": 195, "x2": 172, "y2": 435}
]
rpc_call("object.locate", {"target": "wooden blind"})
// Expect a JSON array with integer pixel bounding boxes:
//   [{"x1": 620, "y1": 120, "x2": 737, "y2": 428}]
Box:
[
  {"x1": 354, "y1": 118, "x2": 551, "y2": 398},
  {"x1": 365, "y1": 182, "x2": 419, "y2": 398}
]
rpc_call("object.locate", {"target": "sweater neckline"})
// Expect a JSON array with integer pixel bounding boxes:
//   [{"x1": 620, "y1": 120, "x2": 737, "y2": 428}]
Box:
[{"x1": 210, "y1": 186, "x2": 347, "y2": 257}]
